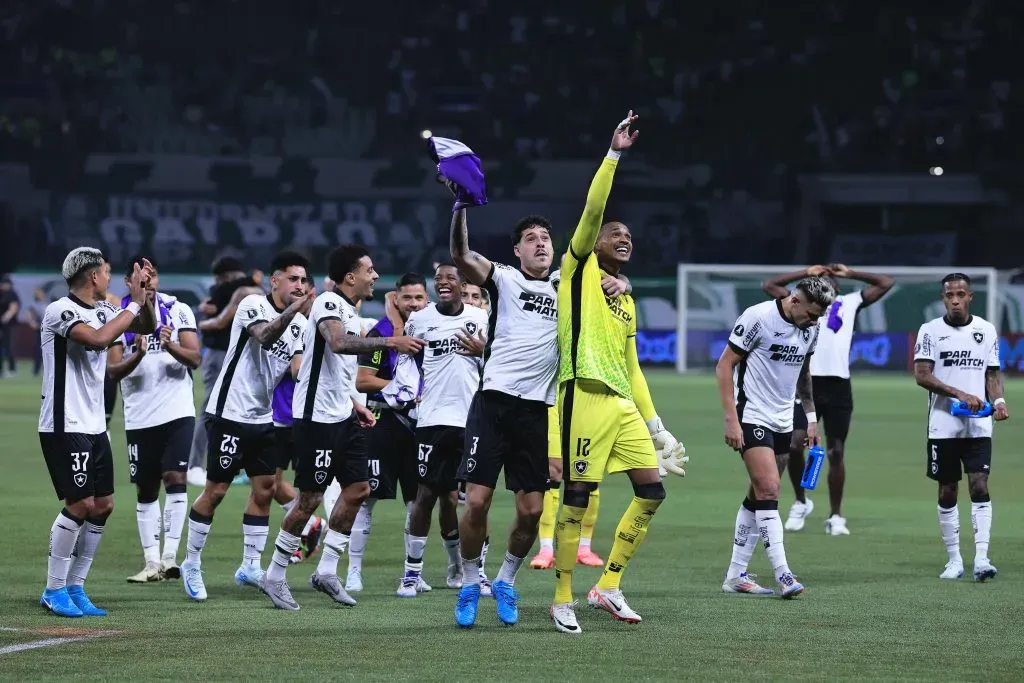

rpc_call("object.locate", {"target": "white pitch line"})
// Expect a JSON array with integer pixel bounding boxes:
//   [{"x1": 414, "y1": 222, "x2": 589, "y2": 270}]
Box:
[{"x1": 0, "y1": 635, "x2": 100, "y2": 655}]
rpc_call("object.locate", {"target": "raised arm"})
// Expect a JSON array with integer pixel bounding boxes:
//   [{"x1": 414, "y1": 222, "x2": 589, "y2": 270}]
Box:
[
  {"x1": 162, "y1": 327, "x2": 201, "y2": 370},
  {"x1": 566, "y1": 114, "x2": 637, "y2": 264},
  {"x1": 248, "y1": 293, "x2": 311, "y2": 348},
  {"x1": 829, "y1": 264, "x2": 895, "y2": 306},
  {"x1": 200, "y1": 286, "x2": 263, "y2": 332},
  {"x1": 449, "y1": 207, "x2": 492, "y2": 287},
  {"x1": 762, "y1": 266, "x2": 829, "y2": 299}
]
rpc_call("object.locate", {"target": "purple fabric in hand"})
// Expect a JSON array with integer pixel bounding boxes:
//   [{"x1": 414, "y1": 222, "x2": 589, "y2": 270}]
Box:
[{"x1": 826, "y1": 298, "x2": 843, "y2": 332}]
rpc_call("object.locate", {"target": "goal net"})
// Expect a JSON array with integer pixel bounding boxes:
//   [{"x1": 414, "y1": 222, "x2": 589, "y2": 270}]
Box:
[{"x1": 675, "y1": 265, "x2": 999, "y2": 373}]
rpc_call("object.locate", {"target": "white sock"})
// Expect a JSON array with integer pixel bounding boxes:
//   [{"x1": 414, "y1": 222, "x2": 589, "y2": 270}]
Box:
[
  {"x1": 136, "y1": 501, "x2": 162, "y2": 565},
  {"x1": 241, "y1": 514, "x2": 269, "y2": 570},
  {"x1": 316, "y1": 528, "x2": 350, "y2": 576},
  {"x1": 68, "y1": 519, "x2": 107, "y2": 587},
  {"x1": 579, "y1": 536, "x2": 592, "y2": 549},
  {"x1": 971, "y1": 500, "x2": 992, "y2": 562},
  {"x1": 348, "y1": 500, "x2": 376, "y2": 573},
  {"x1": 938, "y1": 505, "x2": 962, "y2": 563},
  {"x1": 462, "y1": 555, "x2": 481, "y2": 585},
  {"x1": 185, "y1": 510, "x2": 212, "y2": 565},
  {"x1": 442, "y1": 531, "x2": 461, "y2": 568},
  {"x1": 406, "y1": 535, "x2": 427, "y2": 574},
  {"x1": 726, "y1": 501, "x2": 758, "y2": 580},
  {"x1": 323, "y1": 480, "x2": 341, "y2": 519},
  {"x1": 539, "y1": 537, "x2": 553, "y2": 550},
  {"x1": 162, "y1": 491, "x2": 188, "y2": 562},
  {"x1": 755, "y1": 505, "x2": 791, "y2": 580},
  {"x1": 266, "y1": 529, "x2": 301, "y2": 583},
  {"x1": 494, "y1": 551, "x2": 526, "y2": 586},
  {"x1": 47, "y1": 509, "x2": 83, "y2": 590}
]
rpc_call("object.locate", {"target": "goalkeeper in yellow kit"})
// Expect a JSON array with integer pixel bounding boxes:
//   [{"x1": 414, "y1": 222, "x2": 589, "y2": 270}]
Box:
[{"x1": 550, "y1": 113, "x2": 688, "y2": 634}]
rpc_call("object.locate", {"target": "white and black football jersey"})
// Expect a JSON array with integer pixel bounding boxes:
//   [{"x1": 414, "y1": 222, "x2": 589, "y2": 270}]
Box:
[
  {"x1": 810, "y1": 290, "x2": 864, "y2": 379},
  {"x1": 915, "y1": 315, "x2": 999, "y2": 438},
  {"x1": 292, "y1": 291, "x2": 363, "y2": 423},
  {"x1": 39, "y1": 295, "x2": 122, "y2": 434},
  {"x1": 480, "y1": 262, "x2": 558, "y2": 404},
  {"x1": 115, "y1": 297, "x2": 198, "y2": 430},
  {"x1": 407, "y1": 303, "x2": 488, "y2": 428},
  {"x1": 206, "y1": 294, "x2": 305, "y2": 424},
  {"x1": 727, "y1": 299, "x2": 819, "y2": 433}
]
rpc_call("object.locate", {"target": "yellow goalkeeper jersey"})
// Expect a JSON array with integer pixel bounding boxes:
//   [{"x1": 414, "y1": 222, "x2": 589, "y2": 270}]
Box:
[{"x1": 557, "y1": 157, "x2": 638, "y2": 400}]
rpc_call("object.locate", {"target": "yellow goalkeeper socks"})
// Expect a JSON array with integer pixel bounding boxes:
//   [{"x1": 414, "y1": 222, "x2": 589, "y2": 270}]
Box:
[
  {"x1": 553, "y1": 503, "x2": 587, "y2": 604},
  {"x1": 596, "y1": 496, "x2": 662, "y2": 591},
  {"x1": 538, "y1": 486, "x2": 560, "y2": 545},
  {"x1": 580, "y1": 488, "x2": 600, "y2": 545}
]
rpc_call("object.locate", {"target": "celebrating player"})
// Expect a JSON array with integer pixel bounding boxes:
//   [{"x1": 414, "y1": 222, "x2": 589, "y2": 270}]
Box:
[
  {"x1": 348, "y1": 274, "x2": 430, "y2": 593},
  {"x1": 762, "y1": 264, "x2": 894, "y2": 535},
  {"x1": 400, "y1": 263, "x2": 488, "y2": 597},
  {"x1": 39, "y1": 247, "x2": 156, "y2": 617},
  {"x1": 262, "y1": 245, "x2": 423, "y2": 610},
  {"x1": 913, "y1": 273, "x2": 1006, "y2": 582},
  {"x1": 107, "y1": 257, "x2": 201, "y2": 583},
  {"x1": 550, "y1": 114, "x2": 687, "y2": 634},
  {"x1": 180, "y1": 252, "x2": 312, "y2": 602},
  {"x1": 715, "y1": 276, "x2": 835, "y2": 597}
]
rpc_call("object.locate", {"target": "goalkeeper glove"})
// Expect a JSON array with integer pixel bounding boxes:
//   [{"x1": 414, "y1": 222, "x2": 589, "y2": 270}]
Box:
[{"x1": 647, "y1": 416, "x2": 687, "y2": 477}]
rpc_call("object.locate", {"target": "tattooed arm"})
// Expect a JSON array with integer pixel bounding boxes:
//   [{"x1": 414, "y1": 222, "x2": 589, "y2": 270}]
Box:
[
  {"x1": 319, "y1": 318, "x2": 425, "y2": 356},
  {"x1": 450, "y1": 208, "x2": 493, "y2": 287}
]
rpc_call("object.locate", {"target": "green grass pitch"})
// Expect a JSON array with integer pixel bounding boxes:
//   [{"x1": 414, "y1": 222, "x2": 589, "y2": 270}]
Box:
[{"x1": 0, "y1": 365, "x2": 1022, "y2": 681}]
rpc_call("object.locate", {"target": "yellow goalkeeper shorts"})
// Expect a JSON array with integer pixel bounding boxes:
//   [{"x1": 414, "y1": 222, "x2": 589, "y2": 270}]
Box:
[{"x1": 558, "y1": 378, "x2": 657, "y2": 483}]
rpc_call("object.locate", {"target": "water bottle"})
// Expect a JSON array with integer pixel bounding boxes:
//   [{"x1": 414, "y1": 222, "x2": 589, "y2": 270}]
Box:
[
  {"x1": 950, "y1": 400, "x2": 993, "y2": 418},
  {"x1": 800, "y1": 445, "x2": 826, "y2": 490}
]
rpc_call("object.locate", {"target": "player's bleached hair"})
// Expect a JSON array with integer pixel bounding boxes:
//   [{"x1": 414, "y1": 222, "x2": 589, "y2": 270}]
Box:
[
  {"x1": 62, "y1": 246, "x2": 106, "y2": 285},
  {"x1": 794, "y1": 276, "x2": 836, "y2": 309}
]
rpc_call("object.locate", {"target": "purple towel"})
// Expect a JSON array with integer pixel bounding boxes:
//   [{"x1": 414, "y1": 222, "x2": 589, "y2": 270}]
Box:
[
  {"x1": 121, "y1": 294, "x2": 174, "y2": 346},
  {"x1": 429, "y1": 136, "x2": 488, "y2": 211},
  {"x1": 826, "y1": 299, "x2": 843, "y2": 332},
  {"x1": 272, "y1": 376, "x2": 295, "y2": 426}
]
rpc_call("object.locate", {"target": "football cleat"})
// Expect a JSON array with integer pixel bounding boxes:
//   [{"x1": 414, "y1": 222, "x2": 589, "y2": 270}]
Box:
[
  {"x1": 587, "y1": 586, "x2": 642, "y2": 623},
  {"x1": 550, "y1": 601, "x2": 582, "y2": 634},
  {"x1": 67, "y1": 585, "x2": 107, "y2": 616},
  {"x1": 416, "y1": 576, "x2": 432, "y2": 592},
  {"x1": 260, "y1": 575, "x2": 300, "y2": 611},
  {"x1": 940, "y1": 560, "x2": 965, "y2": 580},
  {"x1": 784, "y1": 498, "x2": 814, "y2": 531},
  {"x1": 127, "y1": 561, "x2": 163, "y2": 583},
  {"x1": 446, "y1": 562, "x2": 464, "y2": 589},
  {"x1": 722, "y1": 572, "x2": 775, "y2": 595},
  {"x1": 345, "y1": 567, "x2": 363, "y2": 593},
  {"x1": 777, "y1": 572, "x2": 805, "y2": 598},
  {"x1": 234, "y1": 564, "x2": 264, "y2": 589},
  {"x1": 161, "y1": 558, "x2": 181, "y2": 580},
  {"x1": 492, "y1": 580, "x2": 520, "y2": 625},
  {"x1": 40, "y1": 587, "x2": 84, "y2": 618},
  {"x1": 310, "y1": 572, "x2": 357, "y2": 606},
  {"x1": 577, "y1": 547, "x2": 605, "y2": 566},
  {"x1": 480, "y1": 572, "x2": 493, "y2": 598},
  {"x1": 973, "y1": 560, "x2": 998, "y2": 583},
  {"x1": 182, "y1": 560, "x2": 207, "y2": 601},
  {"x1": 824, "y1": 514, "x2": 850, "y2": 536},
  {"x1": 530, "y1": 547, "x2": 555, "y2": 569},
  {"x1": 396, "y1": 572, "x2": 420, "y2": 598},
  {"x1": 455, "y1": 583, "x2": 482, "y2": 628}
]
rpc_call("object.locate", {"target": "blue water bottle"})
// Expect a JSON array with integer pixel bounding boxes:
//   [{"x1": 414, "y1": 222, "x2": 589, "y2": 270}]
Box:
[
  {"x1": 800, "y1": 445, "x2": 826, "y2": 490},
  {"x1": 950, "y1": 401, "x2": 993, "y2": 417}
]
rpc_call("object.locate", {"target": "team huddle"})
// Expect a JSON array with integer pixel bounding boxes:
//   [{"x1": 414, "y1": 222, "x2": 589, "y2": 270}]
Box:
[{"x1": 34, "y1": 114, "x2": 1008, "y2": 632}]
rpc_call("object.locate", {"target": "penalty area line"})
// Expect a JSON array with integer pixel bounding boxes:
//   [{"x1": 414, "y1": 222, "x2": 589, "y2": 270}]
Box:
[{"x1": 0, "y1": 627, "x2": 120, "y2": 656}]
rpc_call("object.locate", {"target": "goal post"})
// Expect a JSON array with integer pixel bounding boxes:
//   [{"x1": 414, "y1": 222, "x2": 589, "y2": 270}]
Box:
[{"x1": 675, "y1": 264, "x2": 999, "y2": 373}]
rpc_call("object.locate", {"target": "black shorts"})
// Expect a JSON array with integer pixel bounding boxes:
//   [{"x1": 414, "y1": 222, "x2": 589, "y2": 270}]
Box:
[
  {"x1": 792, "y1": 376, "x2": 854, "y2": 442},
  {"x1": 927, "y1": 437, "x2": 992, "y2": 482},
  {"x1": 293, "y1": 416, "x2": 369, "y2": 492},
  {"x1": 205, "y1": 417, "x2": 277, "y2": 484},
  {"x1": 40, "y1": 431, "x2": 115, "y2": 503},
  {"x1": 126, "y1": 416, "x2": 195, "y2": 485},
  {"x1": 104, "y1": 376, "x2": 118, "y2": 427},
  {"x1": 367, "y1": 411, "x2": 419, "y2": 502},
  {"x1": 270, "y1": 426, "x2": 295, "y2": 472},
  {"x1": 416, "y1": 425, "x2": 465, "y2": 493},
  {"x1": 458, "y1": 391, "x2": 549, "y2": 493},
  {"x1": 738, "y1": 423, "x2": 792, "y2": 456}
]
